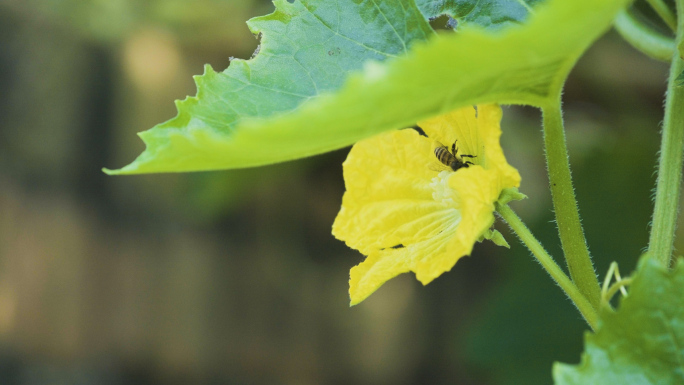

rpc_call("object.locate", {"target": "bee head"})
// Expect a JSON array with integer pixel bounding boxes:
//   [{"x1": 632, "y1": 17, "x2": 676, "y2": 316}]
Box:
[{"x1": 450, "y1": 160, "x2": 464, "y2": 171}]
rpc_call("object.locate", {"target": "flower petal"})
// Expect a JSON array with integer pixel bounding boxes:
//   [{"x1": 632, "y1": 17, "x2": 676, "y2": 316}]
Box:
[
  {"x1": 478, "y1": 104, "x2": 521, "y2": 188},
  {"x1": 349, "y1": 216, "x2": 459, "y2": 305},
  {"x1": 333, "y1": 129, "x2": 454, "y2": 254},
  {"x1": 347, "y1": 165, "x2": 503, "y2": 304},
  {"x1": 418, "y1": 106, "x2": 482, "y2": 162}
]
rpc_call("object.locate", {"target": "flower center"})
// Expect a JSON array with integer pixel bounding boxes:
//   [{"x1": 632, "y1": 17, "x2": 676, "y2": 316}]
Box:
[{"x1": 430, "y1": 171, "x2": 459, "y2": 206}]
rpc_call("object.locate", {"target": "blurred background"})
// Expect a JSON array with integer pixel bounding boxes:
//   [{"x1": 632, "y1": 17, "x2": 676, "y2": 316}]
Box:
[{"x1": 0, "y1": 0, "x2": 676, "y2": 384}]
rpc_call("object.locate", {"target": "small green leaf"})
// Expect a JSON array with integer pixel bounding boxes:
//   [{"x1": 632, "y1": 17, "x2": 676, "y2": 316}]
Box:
[
  {"x1": 481, "y1": 229, "x2": 510, "y2": 248},
  {"x1": 416, "y1": 0, "x2": 543, "y2": 29},
  {"x1": 553, "y1": 257, "x2": 684, "y2": 385},
  {"x1": 497, "y1": 187, "x2": 528, "y2": 205},
  {"x1": 106, "y1": 0, "x2": 631, "y2": 175}
]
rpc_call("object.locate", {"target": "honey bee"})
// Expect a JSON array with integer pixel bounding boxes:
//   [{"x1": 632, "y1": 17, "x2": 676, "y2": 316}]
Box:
[{"x1": 431, "y1": 140, "x2": 476, "y2": 172}]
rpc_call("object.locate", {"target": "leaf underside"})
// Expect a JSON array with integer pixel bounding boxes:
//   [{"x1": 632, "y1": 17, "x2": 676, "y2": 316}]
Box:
[
  {"x1": 106, "y1": 0, "x2": 631, "y2": 174},
  {"x1": 553, "y1": 258, "x2": 684, "y2": 385}
]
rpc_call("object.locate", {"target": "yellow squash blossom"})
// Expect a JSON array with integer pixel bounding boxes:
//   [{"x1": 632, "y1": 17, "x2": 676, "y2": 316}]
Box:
[{"x1": 332, "y1": 105, "x2": 521, "y2": 305}]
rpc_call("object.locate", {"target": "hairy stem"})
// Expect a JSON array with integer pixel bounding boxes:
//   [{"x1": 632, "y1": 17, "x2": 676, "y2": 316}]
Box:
[
  {"x1": 648, "y1": 0, "x2": 684, "y2": 267},
  {"x1": 614, "y1": 10, "x2": 675, "y2": 62},
  {"x1": 495, "y1": 203, "x2": 598, "y2": 330},
  {"x1": 541, "y1": 101, "x2": 602, "y2": 310}
]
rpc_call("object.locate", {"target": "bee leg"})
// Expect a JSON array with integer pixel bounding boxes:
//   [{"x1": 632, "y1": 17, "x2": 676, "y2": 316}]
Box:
[
  {"x1": 451, "y1": 141, "x2": 458, "y2": 155},
  {"x1": 461, "y1": 154, "x2": 477, "y2": 158}
]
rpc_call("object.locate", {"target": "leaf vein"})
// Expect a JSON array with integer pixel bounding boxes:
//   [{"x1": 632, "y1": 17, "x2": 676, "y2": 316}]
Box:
[
  {"x1": 299, "y1": 1, "x2": 398, "y2": 58},
  {"x1": 222, "y1": 72, "x2": 312, "y2": 99},
  {"x1": 369, "y1": 0, "x2": 407, "y2": 52}
]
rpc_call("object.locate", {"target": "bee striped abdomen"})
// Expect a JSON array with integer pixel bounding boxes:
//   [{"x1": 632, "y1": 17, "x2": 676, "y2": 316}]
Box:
[{"x1": 434, "y1": 146, "x2": 456, "y2": 167}]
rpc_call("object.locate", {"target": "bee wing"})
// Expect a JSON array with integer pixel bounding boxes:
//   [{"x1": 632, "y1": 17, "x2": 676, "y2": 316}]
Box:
[
  {"x1": 428, "y1": 160, "x2": 450, "y2": 172},
  {"x1": 429, "y1": 140, "x2": 450, "y2": 172}
]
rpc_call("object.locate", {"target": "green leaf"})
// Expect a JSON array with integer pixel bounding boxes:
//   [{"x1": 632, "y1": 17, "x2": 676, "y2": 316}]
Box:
[
  {"x1": 106, "y1": 0, "x2": 631, "y2": 175},
  {"x1": 106, "y1": 0, "x2": 432, "y2": 174},
  {"x1": 497, "y1": 187, "x2": 528, "y2": 205},
  {"x1": 553, "y1": 257, "x2": 684, "y2": 385},
  {"x1": 416, "y1": 0, "x2": 542, "y2": 29},
  {"x1": 481, "y1": 229, "x2": 510, "y2": 248}
]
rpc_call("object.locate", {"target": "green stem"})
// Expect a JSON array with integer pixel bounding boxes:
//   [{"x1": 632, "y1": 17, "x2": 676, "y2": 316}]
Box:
[
  {"x1": 495, "y1": 203, "x2": 599, "y2": 330},
  {"x1": 646, "y1": 0, "x2": 678, "y2": 32},
  {"x1": 541, "y1": 101, "x2": 602, "y2": 310},
  {"x1": 614, "y1": 10, "x2": 675, "y2": 62},
  {"x1": 648, "y1": 0, "x2": 684, "y2": 267}
]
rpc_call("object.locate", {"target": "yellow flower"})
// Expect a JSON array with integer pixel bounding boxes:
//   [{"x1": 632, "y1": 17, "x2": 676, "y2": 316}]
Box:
[{"x1": 332, "y1": 105, "x2": 521, "y2": 305}]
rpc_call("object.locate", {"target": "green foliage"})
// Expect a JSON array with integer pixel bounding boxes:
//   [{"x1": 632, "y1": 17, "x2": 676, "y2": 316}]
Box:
[
  {"x1": 553, "y1": 257, "x2": 684, "y2": 385},
  {"x1": 416, "y1": 0, "x2": 541, "y2": 29},
  {"x1": 106, "y1": 0, "x2": 630, "y2": 174}
]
